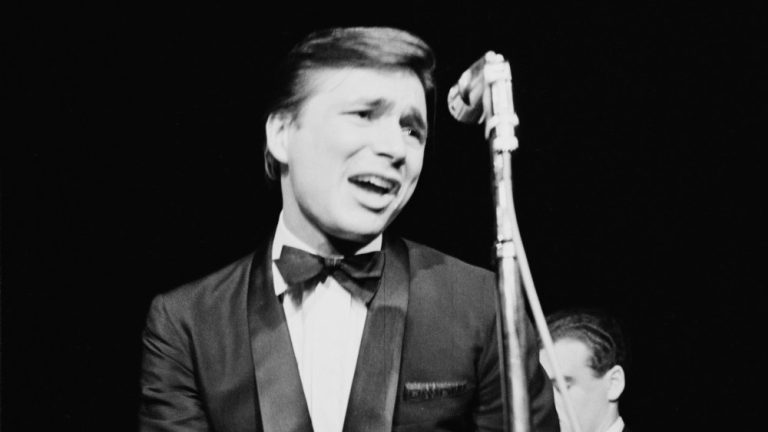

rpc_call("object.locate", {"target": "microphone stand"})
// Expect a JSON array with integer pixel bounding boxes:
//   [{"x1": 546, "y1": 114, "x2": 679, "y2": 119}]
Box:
[
  {"x1": 478, "y1": 51, "x2": 528, "y2": 432},
  {"x1": 469, "y1": 52, "x2": 582, "y2": 432}
]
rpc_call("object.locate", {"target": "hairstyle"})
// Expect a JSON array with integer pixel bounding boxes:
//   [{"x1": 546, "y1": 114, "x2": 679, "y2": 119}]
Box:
[
  {"x1": 263, "y1": 26, "x2": 437, "y2": 180},
  {"x1": 545, "y1": 309, "x2": 628, "y2": 377}
]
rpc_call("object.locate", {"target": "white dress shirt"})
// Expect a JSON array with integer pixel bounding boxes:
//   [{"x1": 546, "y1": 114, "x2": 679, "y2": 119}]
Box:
[{"x1": 271, "y1": 213, "x2": 381, "y2": 432}]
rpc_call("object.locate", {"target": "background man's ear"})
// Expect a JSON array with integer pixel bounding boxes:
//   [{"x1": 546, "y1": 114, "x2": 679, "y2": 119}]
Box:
[
  {"x1": 265, "y1": 112, "x2": 293, "y2": 164},
  {"x1": 606, "y1": 365, "x2": 626, "y2": 402}
]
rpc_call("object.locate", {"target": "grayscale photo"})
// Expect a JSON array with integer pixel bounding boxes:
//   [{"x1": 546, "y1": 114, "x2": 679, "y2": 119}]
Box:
[{"x1": 4, "y1": 2, "x2": 766, "y2": 431}]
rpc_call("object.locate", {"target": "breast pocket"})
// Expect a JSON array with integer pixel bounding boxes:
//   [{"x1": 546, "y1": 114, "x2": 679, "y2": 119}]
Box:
[
  {"x1": 402, "y1": 381, "x2": 471, "y2": 402},
  {"x1": 394, "y1": 380, "x2": 475, "y2": 428}
]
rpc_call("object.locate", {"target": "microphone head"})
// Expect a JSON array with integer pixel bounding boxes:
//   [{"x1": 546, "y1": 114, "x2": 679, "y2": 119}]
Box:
[
  {"x1": 448, "y1": 84, "x2": 484, "y2": 123},
  {"x1": 447, "y1": 52, "x2": 497, "y2": 124}
]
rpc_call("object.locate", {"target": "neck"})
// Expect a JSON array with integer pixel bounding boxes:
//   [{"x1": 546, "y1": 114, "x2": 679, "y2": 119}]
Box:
[
  {"x1": 596, "y1": 406, "x2": 621, "y2": 432},
  {"x1": 279, "y1": 209, "x2": 377, "y2": 257},
  {"x1": 325, "y1": 235, "x2": 377, "y2": 256}
]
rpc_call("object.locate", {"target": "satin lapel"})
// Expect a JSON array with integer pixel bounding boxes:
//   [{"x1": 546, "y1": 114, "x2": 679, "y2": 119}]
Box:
[
  {"x1": 343, "y1": 236, "x2": 410, "y2": 432},
  {"x1": 247, "y1": 239, "x2": 313, "y2": 432}
]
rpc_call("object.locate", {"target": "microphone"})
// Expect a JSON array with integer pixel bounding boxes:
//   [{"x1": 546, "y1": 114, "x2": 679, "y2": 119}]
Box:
[
  {"x1": 448, "y1": 51, "x2": 518, "y2": 147},
  {"x1": 447, "y1": 54, "x2": 489, "y2": 124}
]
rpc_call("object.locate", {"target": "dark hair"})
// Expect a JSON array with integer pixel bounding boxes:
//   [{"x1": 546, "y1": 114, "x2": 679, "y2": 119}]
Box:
[
  {"x1": 546, "y1": 309, "x2": 628, "y2": 377},
  {"x1": 263, "y1": 26, "x2": 436, "y2": 180}
]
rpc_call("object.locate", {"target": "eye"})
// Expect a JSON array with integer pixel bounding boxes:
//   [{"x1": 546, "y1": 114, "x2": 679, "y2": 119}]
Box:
[
  {"x1": 349, "y1": 110, "x2": 374, "y2": 120},
  {"x1": 402, "y1": 127, "x2": 425, "y2": 143},
  {"x1": 551, "y1": 381, "x2": 562, "y2": 393},
  {"x1": 552, "y1": 378, "x2": 573, "y2": 392}
]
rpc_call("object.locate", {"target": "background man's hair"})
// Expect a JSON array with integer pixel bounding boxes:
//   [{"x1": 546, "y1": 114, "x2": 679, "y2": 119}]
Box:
[
  {"x1": 263, "y1": 26, "x2": 436, "y2": 181},
  {"x1": 545, "y1": 308, "x2": 628, "y2": 377}
]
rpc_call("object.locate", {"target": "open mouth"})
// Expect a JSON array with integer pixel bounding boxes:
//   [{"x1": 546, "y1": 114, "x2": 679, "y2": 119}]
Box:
[{"x1": 348, "y1": 174, "x2": 400, "y2": 195}]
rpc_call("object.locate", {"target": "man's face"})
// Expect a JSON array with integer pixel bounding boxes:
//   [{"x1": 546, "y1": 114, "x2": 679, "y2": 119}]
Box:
[
  {"x1": 539, "y1": 338, "x2": 614, "y2": 432},
  {"x1": 268, "y1": 67, "x2": 427, "y2": 250}
]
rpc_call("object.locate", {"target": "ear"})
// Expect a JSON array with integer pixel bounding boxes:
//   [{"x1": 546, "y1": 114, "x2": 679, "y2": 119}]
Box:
[
  {"x1": 605, "y1": 365, "x2": 626, "y2": 402},
  {"x1": 265, "y1": 111, "x2": 294, "y2": 164}
]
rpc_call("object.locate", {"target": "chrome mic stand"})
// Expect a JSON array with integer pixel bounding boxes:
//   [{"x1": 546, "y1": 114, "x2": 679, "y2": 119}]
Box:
[{"x1": 448, "y1": 52, "x2": 582, "y2": 432}]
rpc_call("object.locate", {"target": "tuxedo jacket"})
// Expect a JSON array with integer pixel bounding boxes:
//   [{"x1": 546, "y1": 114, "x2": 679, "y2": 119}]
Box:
[{"x1": 140, "y1": 235, "x2": 558, "y2": 432}]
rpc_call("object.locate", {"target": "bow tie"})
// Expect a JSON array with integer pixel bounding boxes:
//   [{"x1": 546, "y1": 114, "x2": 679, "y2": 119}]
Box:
[{"x1": 274, "y1": 245, "x2": 385, "y2": 304}]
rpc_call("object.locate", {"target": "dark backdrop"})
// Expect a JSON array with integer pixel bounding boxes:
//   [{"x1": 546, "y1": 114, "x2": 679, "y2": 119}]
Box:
[{"x1": 4, "y1": 1, "x2": 767, "y2": 430}]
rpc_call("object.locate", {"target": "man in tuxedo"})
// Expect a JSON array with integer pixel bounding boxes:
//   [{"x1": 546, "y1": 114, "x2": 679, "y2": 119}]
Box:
[
  {"x1": 139, "y1": 26, "x2": 558, "y2": 432},
  {"x1": 539, "y1": 309, "x2": 629, "y2": 432}
]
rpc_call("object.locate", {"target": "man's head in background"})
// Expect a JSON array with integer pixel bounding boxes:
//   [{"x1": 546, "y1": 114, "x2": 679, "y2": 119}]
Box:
[{"x1": 539, "y1": 309, "x2": 628, "y2": 432}]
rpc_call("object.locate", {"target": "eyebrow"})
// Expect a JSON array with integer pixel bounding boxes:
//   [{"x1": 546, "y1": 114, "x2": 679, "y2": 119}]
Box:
[
  {"x1": 351, "y1": 98, "x2": 427, "y2": 133},
  {"x1": 355, "y1": 97, "x2": 391, "y2": 109}
]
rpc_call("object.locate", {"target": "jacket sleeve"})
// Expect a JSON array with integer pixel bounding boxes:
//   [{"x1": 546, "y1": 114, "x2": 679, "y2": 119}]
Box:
[
  {"x1": 139, "y1": 294, "x2": 211, "y2": 431},
  {"x1": 473, "y1": 273, "x2": 560, "y2": 432}
]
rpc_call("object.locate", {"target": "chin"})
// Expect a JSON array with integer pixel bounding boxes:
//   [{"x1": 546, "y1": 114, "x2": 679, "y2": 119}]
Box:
[
  {"x1": 334, "y1": 225, "x2": 385, "y2": 242},
  {"x1": 331, "y1": 214, "x2": 390, "y2": 242}
]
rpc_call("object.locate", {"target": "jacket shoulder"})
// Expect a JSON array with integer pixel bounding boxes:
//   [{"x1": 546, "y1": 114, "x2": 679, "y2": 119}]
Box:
[
  {"x1": 402, "y1": 238, "x2": 494, "y2": 281},
  {"x1": 150, "y1": 252, "x2": 258, "y2": 318},
  {"x1": 401, "y1": 238, "x2": 497, "y2": 312}
]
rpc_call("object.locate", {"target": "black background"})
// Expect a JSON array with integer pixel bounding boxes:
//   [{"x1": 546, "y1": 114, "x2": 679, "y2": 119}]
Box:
[{"x1": 4, "y1": 1, "x2": 767, "y2": 430}]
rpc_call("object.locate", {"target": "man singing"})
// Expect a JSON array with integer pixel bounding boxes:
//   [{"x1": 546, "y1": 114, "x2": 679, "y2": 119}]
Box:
[{"x1": 139, "y1": 26, "x2": 558, "y2": 432}]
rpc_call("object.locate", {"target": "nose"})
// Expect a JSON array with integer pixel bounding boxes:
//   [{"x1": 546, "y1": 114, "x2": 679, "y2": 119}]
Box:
[{"x1": 370, "y1": 120, "x2": 407, "y2": 166}]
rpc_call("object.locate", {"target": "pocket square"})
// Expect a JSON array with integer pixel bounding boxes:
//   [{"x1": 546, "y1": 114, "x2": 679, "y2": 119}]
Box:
[{"x1": 403, "y1": 381, "x2": 469, "y2": 402}]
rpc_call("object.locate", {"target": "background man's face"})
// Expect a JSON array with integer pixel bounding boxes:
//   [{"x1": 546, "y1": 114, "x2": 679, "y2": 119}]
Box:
[
  {"x1": 275, "y1": 67, "x2": 427, "y2": 247},
  {"x1": 539, "y1": 338, "x2": 613, "y2": 432}
]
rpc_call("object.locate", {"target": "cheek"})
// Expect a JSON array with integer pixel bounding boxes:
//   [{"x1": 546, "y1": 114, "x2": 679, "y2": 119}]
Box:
[
  {"x1": 552, "y1": 390, "x2": 565, "y2": 410},
  {"x1": 406, "y1": 147, "x2": 425, "y2": 179},
  {"x1": 290, "y1": 138, "x2": 343, "y2": 183},
  {"x1": 562, "y1": 388, "x2": 587, "y2": 412}
]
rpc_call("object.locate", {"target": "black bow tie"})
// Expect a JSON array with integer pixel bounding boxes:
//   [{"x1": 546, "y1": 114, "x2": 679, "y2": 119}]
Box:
[{"x1": 274, "y1": 245, "x2": 385, "y2": 304}]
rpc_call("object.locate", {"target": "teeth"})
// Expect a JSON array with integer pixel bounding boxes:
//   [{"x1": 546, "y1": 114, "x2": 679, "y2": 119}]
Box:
[
  {"x1": 350, "y1": 175, "x2": 399, "y2": 193},
  {"x1": 362, "y1": 176, "x2": 392, "y2": 189}
]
